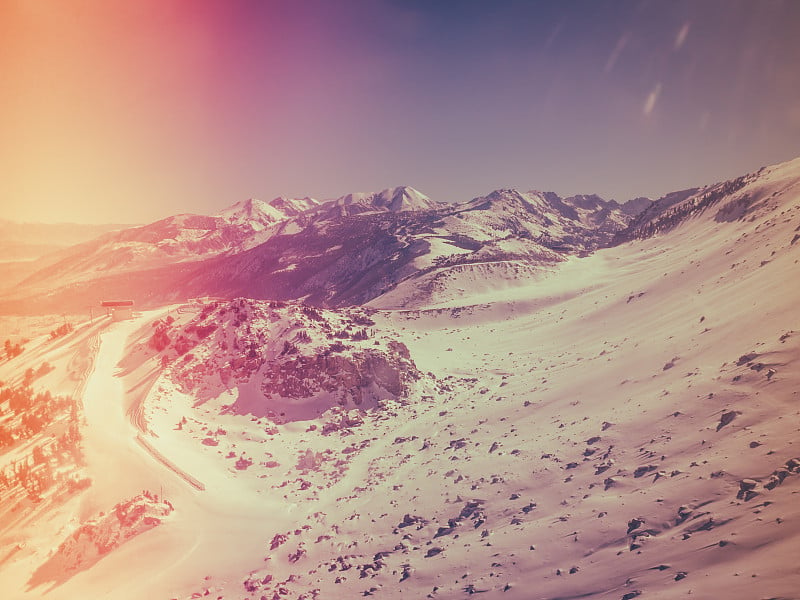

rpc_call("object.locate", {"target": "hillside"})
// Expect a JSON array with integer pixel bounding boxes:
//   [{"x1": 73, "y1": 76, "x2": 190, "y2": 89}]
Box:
[
  {"x1": 614, "y1": 157, "x2": 800, "y2": 244},
  {"x1": 15, "y1": 196, "x2": 318, "y2": 291},
  {"x1": 0, "y1": 220, "x2": 132, "y2": 293},
  {"x1": 0, "y1": 157, "x2": 798, "y2": 599}
]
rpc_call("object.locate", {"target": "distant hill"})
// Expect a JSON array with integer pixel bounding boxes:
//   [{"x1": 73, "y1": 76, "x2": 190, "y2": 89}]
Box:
[{"x1": 0, "y1": 220, "x2": 134, "y2": 291}]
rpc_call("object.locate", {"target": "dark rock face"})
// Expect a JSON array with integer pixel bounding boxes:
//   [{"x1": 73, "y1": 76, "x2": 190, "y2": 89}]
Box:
[
  {"x1": 716, "y1": 410, "x2": 740, "y2": 432},
  {"x1": 260, "y1": 347, "x2": 416, "y2": 406}
]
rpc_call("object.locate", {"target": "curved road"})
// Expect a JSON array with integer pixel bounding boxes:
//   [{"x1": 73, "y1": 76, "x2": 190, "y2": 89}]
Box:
[{"x1": 46, "y1": 316, "x2": 291, "y2": 599}]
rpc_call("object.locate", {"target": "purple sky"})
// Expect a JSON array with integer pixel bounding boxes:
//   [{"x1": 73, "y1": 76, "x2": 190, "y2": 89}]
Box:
[{"x1": 3, "y1": 0, "x2": 800, "y2": 223}]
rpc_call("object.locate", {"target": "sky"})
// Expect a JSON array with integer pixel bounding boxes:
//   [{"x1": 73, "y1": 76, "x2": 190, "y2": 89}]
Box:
[{"x1": 1, "y1": 0, "x2": 799, "y2": 224}]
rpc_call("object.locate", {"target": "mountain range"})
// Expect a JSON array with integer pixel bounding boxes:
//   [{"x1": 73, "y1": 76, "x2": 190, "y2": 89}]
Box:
[
  {"x1": 2, "y1": 184, "x2": 650, "y2": 314},
  {"x1": 1, "y1": 156, "x2": 799, "y2": 600},
  {"x1": 4, "y1": 159, "x2": 799, "y2": 316}
]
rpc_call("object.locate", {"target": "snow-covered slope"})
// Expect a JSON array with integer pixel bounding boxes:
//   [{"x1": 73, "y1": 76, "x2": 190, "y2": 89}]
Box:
[
  {"x1": 614, "y1": 157, "x2": 800, "y2": 243},
  {"x1": 158, "y1": 157, "x2": 798, "y2": 600},
  {"x1": 364, "y1": 188, "x2": 642, "y2": 309},
  {"x1": 1, "y1": 157, "x2": 799, "y2": 599},
  {"x1": 0, "y1": 221, "x2": 135, "y2": 293}
]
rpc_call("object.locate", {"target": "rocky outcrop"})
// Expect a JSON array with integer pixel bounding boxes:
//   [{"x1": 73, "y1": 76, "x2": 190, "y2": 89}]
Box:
[
  {"x1": 35, "y1": 493, "x2": 173, "y2": 576},
  {"x1": 156, "y1": 299, "x2": 421, "y2": 420},
  {"x1": 260, "y1": 347, "x2": 417, "y2": 406}
]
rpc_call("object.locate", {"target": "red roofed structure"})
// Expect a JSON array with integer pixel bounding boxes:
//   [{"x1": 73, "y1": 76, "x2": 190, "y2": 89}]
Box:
[{"x1": 101, "y1": 300, "x2": 134, "y2": 320}]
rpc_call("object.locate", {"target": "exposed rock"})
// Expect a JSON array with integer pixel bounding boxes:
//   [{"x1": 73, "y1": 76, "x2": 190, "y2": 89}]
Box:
[
  {"x1": 736, "y1": 353, "x2": 759, "y2": 366},
  {"x1": 288, "y1": 547, "x2": 307, "y2": 563},
  {"x1": 397, "y1": 514, "x2": 428, "y2": 529},
  {"x1": 270, "y1": 533, "x2": 288, "y2": 550},
  {"x1": 433, "y1": 526, "x2": 456, "y2": 539},
  {"x1": 399, "y1": 564, "x2": 413, "y2": 582},
  {"x1": 627, "y1": 518, "x2": 645, "y2": 534},
  {"x1": 633, "y1": 465, "x2": 657, "y2": 478},
  {"x1": 675, "y1": 506, "x2": 693, "y2": 525},
  {"x1": 37, "y1": 493, "x2": 173, "y2": 575},
  {"x1": 737, "y1": 479, "x2": 759, "y2": 501},
  {"x1": 716, "y1": 411, "x2": 740, "y2": 432},
  {"x1": 160, "y1": 300, "x2": 422, "y2": 423}
]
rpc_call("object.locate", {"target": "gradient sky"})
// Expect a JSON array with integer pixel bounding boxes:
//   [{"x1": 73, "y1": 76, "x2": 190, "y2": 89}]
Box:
[{"x1": 2, "y1": 0, "x2": 799, "y2": 224}]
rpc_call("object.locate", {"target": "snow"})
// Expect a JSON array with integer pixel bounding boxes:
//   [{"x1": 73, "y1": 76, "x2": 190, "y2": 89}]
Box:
[
  {"x1": 216, "y1": 196, "x2": 320, "y2": 227},
  {"x1": 320, "y1": 186, "x2": 443, "y2": 216},
  {"x1": 409, "y1": 237, "x2": 474, "y2": 270},
  {"x1": 1, "y1": 157, "x2": 799, "y2": 598}
]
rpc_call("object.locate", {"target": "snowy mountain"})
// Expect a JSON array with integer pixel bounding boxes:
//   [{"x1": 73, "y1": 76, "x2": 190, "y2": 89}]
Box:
[
  {"x1": 0, "y1": 220, "x2": 133, "y2": 292},
  {"x1": 1, "y1": 156, "x2": 799, "y2": 600},
  {"x1": 0, "y1": 219, "x2": 130, "y2": 262},
  {"x1": 6, "y1": 156, "x2": 799, "y2": 316},
  {"x1": 318, "y1": 186, "x2": 443, "y2": 217},
  {"x1": 215, "y1": 196, "x2": 320, "y2": 227},
  {"x1": 612, "y1": 159, "x2": 800, "y2": 243},
  {"x1": 11, "y1": 195, "x2": 320, "y2": 296},
  {"x1": 0, "y1": 185, "x2": 645, "y2": 314}
]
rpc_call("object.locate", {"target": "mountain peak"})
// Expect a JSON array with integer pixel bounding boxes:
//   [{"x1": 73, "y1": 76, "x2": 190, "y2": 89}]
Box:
[
  {"x1": 216, "y1": 196, "x2": 318, "y2": 226},
  {"x1": 619, "y1": 196, "x2": 652, "y2": 216},
  {"x1": 267, "y1": 196, "x2": 319, "y2": 216},
  {"x1": 215, "y1": 198, "x2": 272, "y2": 219},
  {"x1": 325, "y1": 186, "x2": 441, "y2": 216},
  {"x1": 381, "y1": 186, "x2": 441, "y2": 212}
]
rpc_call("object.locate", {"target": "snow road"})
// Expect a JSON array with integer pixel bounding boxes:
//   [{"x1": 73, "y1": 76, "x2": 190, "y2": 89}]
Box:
[{"x1": 35, "y1": 316, "x2": 291, "y2": 599}]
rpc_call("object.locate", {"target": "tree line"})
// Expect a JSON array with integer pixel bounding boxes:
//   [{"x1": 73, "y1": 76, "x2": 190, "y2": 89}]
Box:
[{"x1": 0, "y1": 376, "x2": 83, "y2": 503}]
